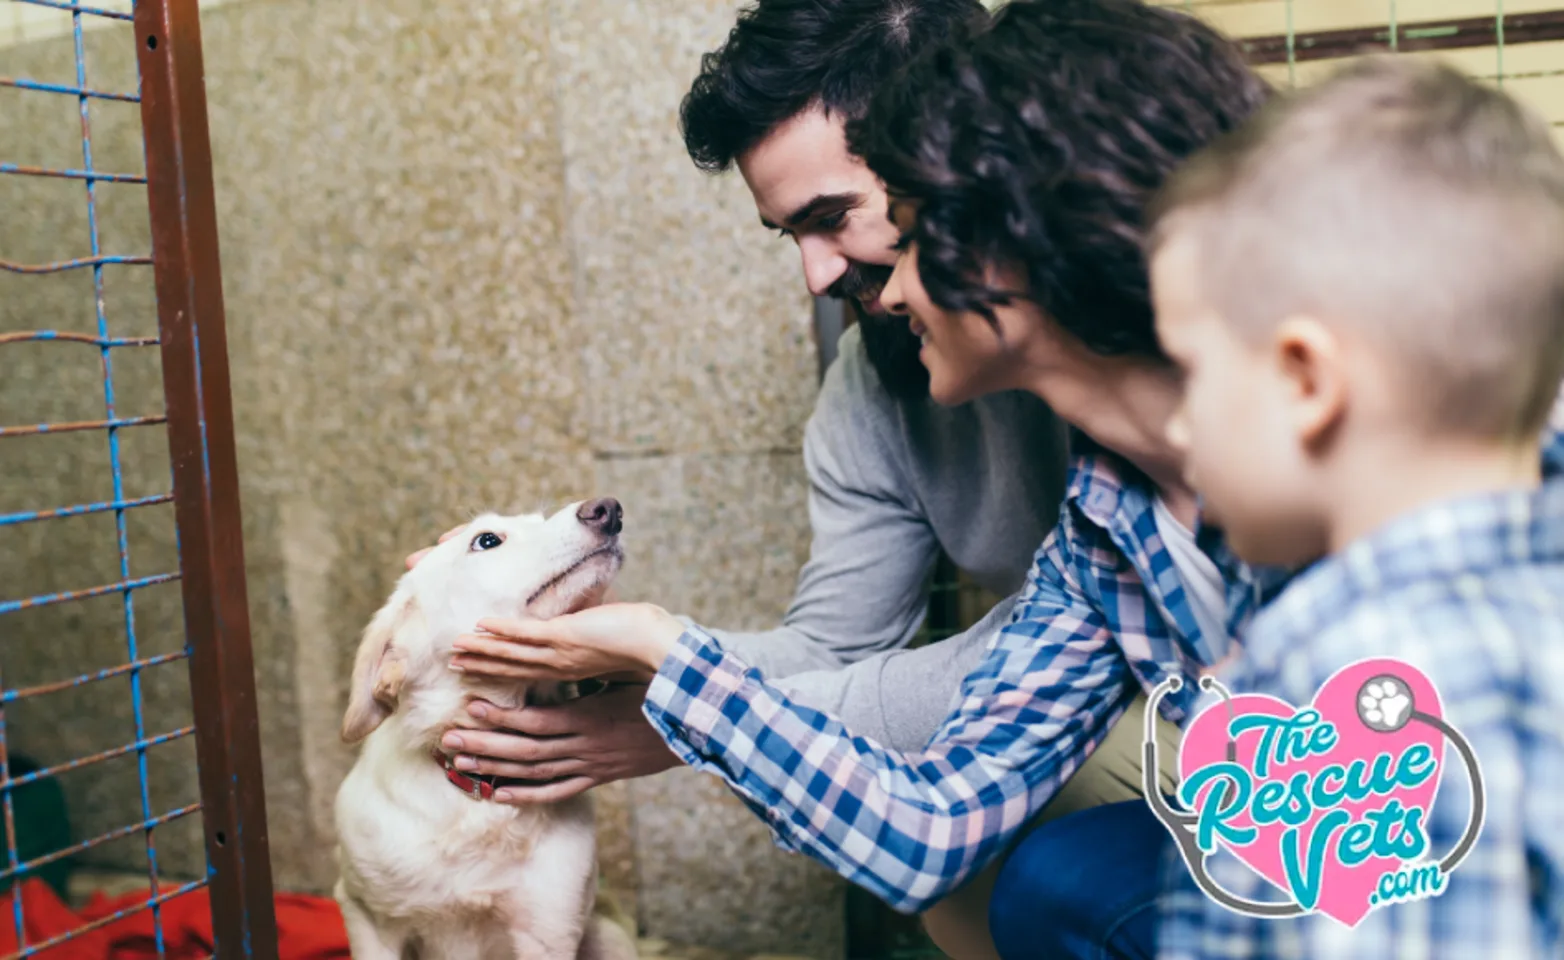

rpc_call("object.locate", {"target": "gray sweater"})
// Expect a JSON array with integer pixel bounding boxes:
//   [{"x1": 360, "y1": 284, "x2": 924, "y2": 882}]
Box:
[{"x1": 700, "y1": 325, "x2": 1069, "y2": 751}]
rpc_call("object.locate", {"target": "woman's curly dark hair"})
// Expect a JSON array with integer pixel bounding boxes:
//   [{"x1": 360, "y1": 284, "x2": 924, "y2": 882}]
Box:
[{"x1": 848, "y1": 0, "x2": 1271, "y2": 358}]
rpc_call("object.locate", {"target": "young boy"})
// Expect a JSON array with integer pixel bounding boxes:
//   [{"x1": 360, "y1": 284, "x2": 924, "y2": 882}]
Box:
[{"x1": 1147, "y1": 56, "x2": 1564, "y2": 957}]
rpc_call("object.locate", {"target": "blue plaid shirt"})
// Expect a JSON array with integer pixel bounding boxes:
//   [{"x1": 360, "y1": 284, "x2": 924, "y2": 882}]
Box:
[
  {"x1": 643, "y1": 433, "x2": 1286, "y2": 913},
  {"x1": 1157, "y1": 478, "x2": 1564, "y2": 959},
  {"x1": 643, "y1": 399, "x2": 1564, "y2": 918}
]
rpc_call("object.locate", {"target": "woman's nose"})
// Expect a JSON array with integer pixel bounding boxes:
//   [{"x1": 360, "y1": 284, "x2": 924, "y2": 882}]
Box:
[{"x1": 880, "y1": 256, "x2": 910, "y2": 315}]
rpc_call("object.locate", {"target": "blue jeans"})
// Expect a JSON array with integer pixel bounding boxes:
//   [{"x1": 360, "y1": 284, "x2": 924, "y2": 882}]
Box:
[{"x1": 989, "y1": 799, "x2": 1169, "y2": 960}]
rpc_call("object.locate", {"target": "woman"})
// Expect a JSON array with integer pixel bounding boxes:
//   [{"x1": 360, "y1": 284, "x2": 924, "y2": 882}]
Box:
[{"x1": 448, "y1": 1, "x2": 1268, "y2": 957}]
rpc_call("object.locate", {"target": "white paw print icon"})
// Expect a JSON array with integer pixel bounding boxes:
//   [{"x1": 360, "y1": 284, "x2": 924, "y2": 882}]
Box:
[{"x1": 1358, "y1": 675, "x2": 1414, "y2": 732}]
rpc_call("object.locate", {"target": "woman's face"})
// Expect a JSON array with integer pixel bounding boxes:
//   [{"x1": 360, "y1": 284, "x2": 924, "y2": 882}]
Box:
[{"x1": 879, "y1": 201, "x2": 1038, "y2": 406}]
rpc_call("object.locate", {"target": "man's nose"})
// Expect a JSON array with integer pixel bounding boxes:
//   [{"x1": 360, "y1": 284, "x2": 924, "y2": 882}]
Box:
[
  {"x1": 799, "y1": 237, "x2": 846, "y2": 297},
  {"x1": 576, "y1": 497, "x2": 623, "y2": 536}
]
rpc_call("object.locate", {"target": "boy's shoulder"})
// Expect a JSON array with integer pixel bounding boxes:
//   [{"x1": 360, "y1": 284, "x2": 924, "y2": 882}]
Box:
[{"x1": 1230, "y1": 481, "x2": 1564, "y2": 705}]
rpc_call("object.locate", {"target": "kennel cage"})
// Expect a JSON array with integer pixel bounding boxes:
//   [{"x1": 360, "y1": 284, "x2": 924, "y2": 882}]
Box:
[{"x1": 1, "y1": 1, "x2": 275, "y2": 958}]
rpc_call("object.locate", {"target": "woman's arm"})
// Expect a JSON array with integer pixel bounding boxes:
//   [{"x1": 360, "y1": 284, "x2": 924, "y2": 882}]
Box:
[{"x1": 454, "y1": 532, "x2": 1137, "y2": 914}]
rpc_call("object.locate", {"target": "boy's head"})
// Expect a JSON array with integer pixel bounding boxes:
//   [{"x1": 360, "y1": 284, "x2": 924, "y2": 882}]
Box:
[
  {"x1": 1151, "y1": 56, "x2": 1564, "y2": 566},
  {"x1": 680, "y1": 0, "x2": 988, "y2": 400}
]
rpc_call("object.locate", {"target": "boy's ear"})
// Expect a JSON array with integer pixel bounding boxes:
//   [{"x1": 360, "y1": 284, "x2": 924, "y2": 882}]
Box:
[
  {"x1": 1274, "y1": 316, "x2": 1347, "y2": 449},
  {"x1": 341, "y1": 590, "x2": 418, "y2": 743}
]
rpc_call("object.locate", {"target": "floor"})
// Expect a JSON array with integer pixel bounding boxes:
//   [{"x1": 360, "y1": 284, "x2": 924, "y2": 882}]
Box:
[{"x1": 65, "y1": 869, "x2": 821, "y2": 960}]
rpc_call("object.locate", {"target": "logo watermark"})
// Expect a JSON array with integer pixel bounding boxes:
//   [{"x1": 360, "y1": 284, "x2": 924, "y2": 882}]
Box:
[{"x1": 1142, "y1": 657, "x2": 1485, "y2": 927}]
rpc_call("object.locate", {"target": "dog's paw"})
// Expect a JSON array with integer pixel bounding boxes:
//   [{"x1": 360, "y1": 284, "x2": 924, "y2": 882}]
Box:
[{"x1": 1359, "y1": 677, "x2": 1412, "y2": 731}]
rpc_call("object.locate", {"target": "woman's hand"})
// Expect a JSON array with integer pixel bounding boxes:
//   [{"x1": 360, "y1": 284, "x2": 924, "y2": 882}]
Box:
[
  {"x1": 405, "y1": 523, "x2": 468, "y2": 569},
  {"x1": 449, "y1": 602, "x2": 686, "y2": 683}
]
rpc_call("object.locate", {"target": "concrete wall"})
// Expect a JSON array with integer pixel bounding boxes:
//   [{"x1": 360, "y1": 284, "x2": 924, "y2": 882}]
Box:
[{"x1": 2, "y1": 1, "x2": 837, "y2": 954}]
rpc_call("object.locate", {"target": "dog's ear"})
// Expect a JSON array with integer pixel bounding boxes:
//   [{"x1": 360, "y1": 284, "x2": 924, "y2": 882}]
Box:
[{"x1": 341, "y1": 590, "x2": 417, "y2": 743}]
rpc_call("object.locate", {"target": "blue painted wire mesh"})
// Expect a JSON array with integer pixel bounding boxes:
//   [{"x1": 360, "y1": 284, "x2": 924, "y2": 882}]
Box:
[{"x1": 2, "y1": 2, "x2": 209, "y2": 957}]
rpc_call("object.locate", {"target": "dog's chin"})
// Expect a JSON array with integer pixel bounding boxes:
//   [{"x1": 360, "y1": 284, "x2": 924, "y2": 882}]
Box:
[{"x1": 526, "y1": 549, "x2": 622, "y2": 621}]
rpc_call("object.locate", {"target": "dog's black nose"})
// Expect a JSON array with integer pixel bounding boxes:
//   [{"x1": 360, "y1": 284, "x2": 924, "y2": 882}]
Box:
[{"x1": 576, "y1": 497, "x2": 622, "y2": 536}]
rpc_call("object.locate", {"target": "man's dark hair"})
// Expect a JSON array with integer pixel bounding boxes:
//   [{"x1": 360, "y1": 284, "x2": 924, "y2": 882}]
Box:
[
  {"x1": 849, "y1": 0, "x2": 1272, "y2": 359},
  {"x1": 681, "y1": 0, "x2": 988, "y2": 401},
  {"x1": 680, "y1": 0, "x2": 987, "y2": 174}
]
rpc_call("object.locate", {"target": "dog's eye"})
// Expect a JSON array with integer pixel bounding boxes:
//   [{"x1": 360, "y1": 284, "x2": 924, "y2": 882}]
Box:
[{"x1": 470, "y1": 532, "x2": 504, "y2": 551}]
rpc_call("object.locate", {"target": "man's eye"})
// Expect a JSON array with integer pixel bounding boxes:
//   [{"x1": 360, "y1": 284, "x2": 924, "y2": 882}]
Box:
[
  {"x1": 816, "y1": 211, "x2": 846, "y2": 231},
  {"x1": 470, "y1": 532, "x2": 504, "y2": 551}
]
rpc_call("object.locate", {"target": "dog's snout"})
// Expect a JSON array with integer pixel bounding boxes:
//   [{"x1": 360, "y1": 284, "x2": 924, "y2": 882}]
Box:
[{"x1": 576, "y1": 497, "x2": 622, "y2": 536}]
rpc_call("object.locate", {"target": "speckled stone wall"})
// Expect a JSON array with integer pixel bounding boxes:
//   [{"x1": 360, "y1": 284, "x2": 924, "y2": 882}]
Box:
[{"x1": 2, "y1": 1, "x2": 837, "y2": 955}]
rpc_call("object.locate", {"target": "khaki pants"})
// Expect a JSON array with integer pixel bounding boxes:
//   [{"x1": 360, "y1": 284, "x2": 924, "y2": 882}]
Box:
[{"x1": 920, "y1": 692, "x2": 1182, "y2": 960}]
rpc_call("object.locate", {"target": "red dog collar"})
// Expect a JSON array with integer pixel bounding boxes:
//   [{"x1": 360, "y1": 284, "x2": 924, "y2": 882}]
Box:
[
  {"x1": 435, "y1": 750, "x2": 503, "y2": 801},
  {"x1": 434, "y1": 751, "x2": 551, "y2": 802}
]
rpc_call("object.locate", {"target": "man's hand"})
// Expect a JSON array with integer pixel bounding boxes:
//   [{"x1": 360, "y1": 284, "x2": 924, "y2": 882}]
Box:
[
  {"x1": 405, "y1": 523, "x2": 468, "y2": 569},
  {"x1": 438, "y1": 683, "x2": 681, "y2": 804}
]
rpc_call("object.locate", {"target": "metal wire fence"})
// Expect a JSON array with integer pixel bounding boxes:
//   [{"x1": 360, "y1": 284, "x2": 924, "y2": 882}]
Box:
[{"x1": 1, "y1": 1, "x2": 272, "y2": 957}]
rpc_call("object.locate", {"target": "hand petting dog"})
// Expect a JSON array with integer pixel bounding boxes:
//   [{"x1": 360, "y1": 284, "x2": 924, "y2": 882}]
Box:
[{"x1": 449, "y1": 604, "x2": 683, "y2": 684}]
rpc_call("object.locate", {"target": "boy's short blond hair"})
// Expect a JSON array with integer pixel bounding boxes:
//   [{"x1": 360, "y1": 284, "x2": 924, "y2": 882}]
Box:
[{"x1": 1149, "y1": 55, "x2": 1564, "y2": 441}]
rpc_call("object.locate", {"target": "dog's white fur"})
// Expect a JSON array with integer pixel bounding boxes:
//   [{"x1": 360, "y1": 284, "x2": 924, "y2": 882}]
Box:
[{"x1": 333, "y1": 504, "x2": 636, "y2": 960}]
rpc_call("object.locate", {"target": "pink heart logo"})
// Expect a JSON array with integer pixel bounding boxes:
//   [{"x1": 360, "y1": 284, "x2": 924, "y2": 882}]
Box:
[{"x1": 1176, "y1": 657, "x2": 1447, "y2": 926}]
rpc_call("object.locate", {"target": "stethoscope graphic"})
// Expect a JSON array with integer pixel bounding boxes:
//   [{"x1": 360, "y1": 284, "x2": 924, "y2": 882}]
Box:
[{"x1": 1142, "y1": 672, "x2": 1486, "y2": 917}]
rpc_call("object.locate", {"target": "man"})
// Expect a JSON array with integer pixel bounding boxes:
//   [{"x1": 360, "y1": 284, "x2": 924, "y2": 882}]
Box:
[
  {"x1": 425, "y1": 0, "x2": 1068, "y2": 795},
  {"x1": 423, "y1": 2, "x2": 1168, "y2": 955}
]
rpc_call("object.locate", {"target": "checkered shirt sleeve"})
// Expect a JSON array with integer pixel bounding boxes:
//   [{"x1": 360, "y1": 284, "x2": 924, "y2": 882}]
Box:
[{"x1": 642, "y1": 524, "x2": 1138, "y2": 914}]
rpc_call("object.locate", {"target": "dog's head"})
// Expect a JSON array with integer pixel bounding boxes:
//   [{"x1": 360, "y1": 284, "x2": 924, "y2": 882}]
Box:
[{"x1": 340, "y1": 498, "x2": 624, "y2": 745}]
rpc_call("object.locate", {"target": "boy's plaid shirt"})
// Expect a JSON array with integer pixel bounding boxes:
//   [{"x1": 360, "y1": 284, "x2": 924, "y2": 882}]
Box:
[
  {"x1": 1157, "y1": 479, "x2": 1564, "y2": 959},
  {"x1": 642, "y1": 398, "x2": 1564, "y2": 917}
]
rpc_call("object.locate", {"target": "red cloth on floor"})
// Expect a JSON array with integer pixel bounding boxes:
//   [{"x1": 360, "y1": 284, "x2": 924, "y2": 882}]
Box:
[{"x1": 0, "y1": 878, "x2": 350, "y2": 959}]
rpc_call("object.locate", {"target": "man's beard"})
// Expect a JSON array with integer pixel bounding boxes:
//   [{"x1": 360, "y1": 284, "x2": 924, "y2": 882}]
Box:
[{"x1": 829, "y1": 263, "x2": 929, "y2": 402}]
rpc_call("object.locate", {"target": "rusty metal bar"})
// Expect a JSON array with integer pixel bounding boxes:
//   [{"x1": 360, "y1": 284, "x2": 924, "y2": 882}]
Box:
[
  {"x1": 12, "y1": 0, "x2": 134, "y2": 21},
  {"x1": 134, "y1": 2, "x2": 278, "y2": 957},
  {"x1": 1, "y1": 649, "x2": 192, "y2": 704},
  {"x1": 0, "y1": 254, "x2": 153, "y2": 274},
  {"x1": 0, "y1": 76, "x2": 141, "y2": 103},
  {"x1": 0, "y1": 716, "x2": 17, "y2": 956},
  {"x1": 0, "y1": 414, "x2": 167, "y2": 438},
  {"x1": 1241, "y1": 10, "x2": 1564, "y2": 64},
  {"x1": 1, "y1": 727, "x2": 195, "y2": 790},
  {"x1": 2, "y1": 878, "x2": 208, "y2": 960},
  {"x1": 0, "y1": 330, "x2": 159, "y2": 347},
  {"x1": 0, "y1": 163, "x2": 147, "y2": 184},
  {"x1": 0, "y1": 572, "x2": 181, "y2": 616},
  {"x1": 0, "y1": 493, "x2": 173, "y2": 528},
  {"x1": 0, "y1": 803, "x2": 201, "y2": 884}
]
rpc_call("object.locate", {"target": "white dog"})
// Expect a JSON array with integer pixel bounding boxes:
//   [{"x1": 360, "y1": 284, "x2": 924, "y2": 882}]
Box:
[{"x1": 333, "y1": 499, "x2": 638, "y2": 960}]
